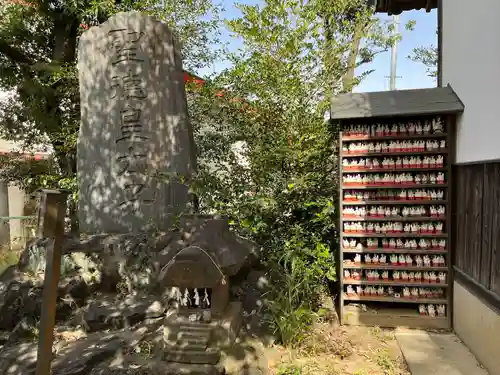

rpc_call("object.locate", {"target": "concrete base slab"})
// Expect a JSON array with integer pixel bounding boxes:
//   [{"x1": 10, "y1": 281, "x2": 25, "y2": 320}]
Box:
[{"x1": 396, "y1": 330, "x2": 489, "y2": 375}]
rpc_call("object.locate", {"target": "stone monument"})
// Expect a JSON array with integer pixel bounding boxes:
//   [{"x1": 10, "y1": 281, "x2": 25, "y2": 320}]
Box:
[
  {"x1": 76, "y1": 11, "x2": 260, "y2": 374},
  {"x1": 77, "y1": 11, "x2": 196, "y2": 233}
]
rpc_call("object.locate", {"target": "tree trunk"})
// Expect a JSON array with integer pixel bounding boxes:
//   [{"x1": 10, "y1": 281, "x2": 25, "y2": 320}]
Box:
[
  {"x1": 47, "y1": 12, "x2": 80, "y2": 233},
  {"x1": 342, "y1": 23, "x2": 365, "y2": 93}
]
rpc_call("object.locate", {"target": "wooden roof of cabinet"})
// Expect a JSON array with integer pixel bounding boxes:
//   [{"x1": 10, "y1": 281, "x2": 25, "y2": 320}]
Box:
[
  {"x1": 368, "y1": 0, "x2": 437, "y2": 15},
  {"x1": 330, "y1": 85, "x2": 464, "y2": 121}
]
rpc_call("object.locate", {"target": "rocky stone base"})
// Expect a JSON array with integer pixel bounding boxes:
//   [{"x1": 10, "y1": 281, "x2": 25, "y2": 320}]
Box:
[
  {"x1": 0, "y1": 224, "x2": 269, "y2": 374},
  {"x1": 212, "y1": 302, "x2": 244, "y2": 347}
]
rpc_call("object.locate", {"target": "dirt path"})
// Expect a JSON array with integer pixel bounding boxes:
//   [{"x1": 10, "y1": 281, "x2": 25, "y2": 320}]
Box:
[{"x1": 263, "y1": 324, "x2": 410, "y2": 375}]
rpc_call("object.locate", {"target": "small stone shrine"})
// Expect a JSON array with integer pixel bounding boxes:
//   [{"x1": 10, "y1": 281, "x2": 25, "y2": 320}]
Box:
[{"x1": 159, "y1": 216, "x2": 254, "y2": 369}]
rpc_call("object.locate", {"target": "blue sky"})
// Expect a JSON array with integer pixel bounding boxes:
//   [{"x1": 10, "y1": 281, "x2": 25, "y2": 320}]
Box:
[
  {"x1": 357, "y1": 9, "x2": 437, "y2": 92},
  {"x1": 204, "y1": 1, "x2": 437, "y2": 92}
]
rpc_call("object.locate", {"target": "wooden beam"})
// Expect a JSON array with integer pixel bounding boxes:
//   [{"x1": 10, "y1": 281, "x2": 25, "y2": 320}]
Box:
[{"x1": 35, "y1": 189, "x2": 69, "y2": 375}]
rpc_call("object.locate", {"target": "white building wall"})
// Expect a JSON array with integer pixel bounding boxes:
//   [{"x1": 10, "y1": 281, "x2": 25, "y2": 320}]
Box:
[
  {"x1": 442, "y1": 0, "x2": 500, "y2": 163},
  {"x1": 0, "y1": 138, "x2": 28, "y2": 248},
  {"x1": 442, "y1": 1, "x2": 500, "y2": 374},
  {"x1": 0, "y1": 92, "x2": 52, "y2": 248}
]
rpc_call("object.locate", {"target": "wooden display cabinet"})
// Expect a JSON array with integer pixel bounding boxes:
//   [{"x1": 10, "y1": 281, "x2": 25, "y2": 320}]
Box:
[{"x1": 331, "y1": 86, "x2": 464, "y2": 329}]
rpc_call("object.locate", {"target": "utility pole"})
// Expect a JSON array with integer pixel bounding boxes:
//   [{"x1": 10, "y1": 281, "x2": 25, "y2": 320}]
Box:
[{"x1": 389, "y1": 14, "x2": 400, "y2": 90}]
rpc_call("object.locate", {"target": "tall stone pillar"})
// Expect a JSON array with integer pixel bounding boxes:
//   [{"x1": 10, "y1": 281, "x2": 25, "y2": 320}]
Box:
[
  {"x1": 77, "y1": 11, "x2": 196, "y2": 233},
  {"x1": 0, "y1": 181, "x2": 10, "y2": 248},
  {"x1": 8, "y1": 184, "x2": 25, "y2": 249}
]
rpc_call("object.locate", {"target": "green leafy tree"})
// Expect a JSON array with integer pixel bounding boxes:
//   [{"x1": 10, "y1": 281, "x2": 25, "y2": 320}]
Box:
[
  {"x1": 188, "y1": 0, "x2": 394, "y2": 345},
  {"x1": 0, "y1": 0, "x2": 222, "y2": 229},
  {"x1": 409, "y1": 44, "x2": 438, "y2": 78}
]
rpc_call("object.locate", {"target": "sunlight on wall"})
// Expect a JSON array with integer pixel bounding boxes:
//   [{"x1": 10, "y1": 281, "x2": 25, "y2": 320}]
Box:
[{"x1": 442, "y1": 0, "x2": 500, "y2": 163}]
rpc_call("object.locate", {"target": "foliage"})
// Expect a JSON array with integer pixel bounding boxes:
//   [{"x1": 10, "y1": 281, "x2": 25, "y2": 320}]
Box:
[
  {"x1": 189, "y1": 0, "x2": 394, "y2": 346},
  {"x1": 0, "y1": 0, "x2": 397, "y2": 346},
  {"x1": 408, "y1": 33, "x2": 438, "y2": 79},
  {"x1": 0, "y1": 0, "x2": 223, "y2": 218},
  {"x1": 276, "y1": 363, "x2": 303, "y2": 375}
]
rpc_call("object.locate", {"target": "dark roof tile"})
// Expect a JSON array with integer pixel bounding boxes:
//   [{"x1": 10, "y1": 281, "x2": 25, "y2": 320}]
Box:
[{"x1": 330, "y1": 85, "x2": 464, "y2": 120}]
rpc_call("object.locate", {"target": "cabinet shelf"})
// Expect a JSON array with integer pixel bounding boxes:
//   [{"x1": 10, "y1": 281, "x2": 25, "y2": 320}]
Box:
[
  {"x1": 343, "y1": 264, "x2": 447, "y2": 271},
  {"x1": 343, "y1": 295, "x2": 448, "y2": 304},
  {"x1": 342, "y1": 184, "x2": 447, "y2": 189},
  {"x1": 342, "y1": 307, "x2": 449, "y2": 329},
  {"x1": 343, "y1": 279, "x2": 448, "y2": 288},
  {"x1": 343, "y1": 248, "x2": 448, "y2": 254},
  {"x1": 342, "y1": 216, "x2": 446, "y2": 222},
  {"x1": 342, "y1": 200, "x2": 447, "y2": 206},
  {"x1": 344, "y1": 149, "x2": 448, "y2": 157},
  {"x1": 342, "y1": 133, "x2": 447, "y2": 141},
  {"x1": 343, "y1": 232, "x2": 447, "y2": 238},
  {"x1": 343, "y1": 167, "x2": 446, "y2": 173}
]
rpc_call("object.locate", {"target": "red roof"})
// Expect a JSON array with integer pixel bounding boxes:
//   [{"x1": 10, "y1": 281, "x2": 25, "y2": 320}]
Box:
[
  {"x1": 183, "y1": 71, "x2": 247, "y2": 105},
  {"x1": 184, "y1": 72, "x2": 206, "y2": 87}
]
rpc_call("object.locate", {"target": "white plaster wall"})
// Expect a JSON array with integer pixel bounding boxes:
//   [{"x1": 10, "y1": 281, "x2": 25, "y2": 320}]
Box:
[
  {"x1": 7, "y1": 185, "x2": 25, "y2": 249},
  {"x1": 442, "y1": 0, "x2": 500, "y2": 163},
  {"x1": 0, "y1": 139, "x2": 23, "y2": 153},
  {"x1": 454, "y1": 281, "x2": 500, "y2": 375}
]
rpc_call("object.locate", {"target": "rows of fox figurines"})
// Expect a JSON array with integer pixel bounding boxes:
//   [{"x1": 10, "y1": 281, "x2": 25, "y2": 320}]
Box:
[
  {"x1": 343, "y1": 156, "x2": 444, "y2": 170},
  {"x1": 345, "y1": 254, "x2": 445, "y2": 267},
  {"x1": 343, "y1": 172, "x2": 446, "y2": 186},
  {"x1": 343, "y1": 189, "x2": 446, "y2": 201},
  {"x1": 419, "y1": 304, "x2": 446, "y2": 317},
  {"x1": 344, "y1": 139, "x2": 446, "y2": 154},
  {"x1": 343, "y1": 118, "x2": 445, "y2": 138},
  {"x1": 343, "y1": 238, "x2": 447, "y2": 250},
  {"x1": 344, "y1": 268, "x2": 446, "y2": 283},
  {"x1": 345, "y1": 284, "x2": 445, "y2": 302},
  {"x1": 344, "y1": 221, "x2": 444, "y2": 234},
  {"x1": 343, "y1": 205, "x2": 445, "y2": 218}
]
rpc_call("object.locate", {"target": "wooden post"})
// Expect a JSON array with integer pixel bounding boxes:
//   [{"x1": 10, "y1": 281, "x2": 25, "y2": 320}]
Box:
[{"x1": 35, "y1": 189, "x2": 68, "y2": 375}]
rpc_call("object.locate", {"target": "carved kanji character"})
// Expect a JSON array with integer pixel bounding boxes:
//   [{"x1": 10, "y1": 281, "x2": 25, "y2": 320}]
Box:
[
  {"x1": 111, "y1": 71, "x2": 147, "y2": 100},
  {"x1": 108, "y1": 29, "x2": 145, "y2": 65}
]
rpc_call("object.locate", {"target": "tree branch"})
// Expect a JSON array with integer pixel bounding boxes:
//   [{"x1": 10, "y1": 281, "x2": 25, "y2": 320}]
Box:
[{"x1": 0, "y1": 39, "x2": 33, "y2": 65}]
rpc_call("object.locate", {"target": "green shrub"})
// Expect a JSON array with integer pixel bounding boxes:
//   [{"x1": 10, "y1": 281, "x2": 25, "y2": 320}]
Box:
[{"x1": 276, "y1": 363, "x2": 303, "y2": 375}]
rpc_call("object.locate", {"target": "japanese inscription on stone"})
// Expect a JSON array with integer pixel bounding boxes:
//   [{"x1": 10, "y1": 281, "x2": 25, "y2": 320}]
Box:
[
  {"x1": 108, "y1": 28, "x2": 155, "y2": 208},
  {"x1": 77, "y1": 12, "x2": 196, "y2": 233}
]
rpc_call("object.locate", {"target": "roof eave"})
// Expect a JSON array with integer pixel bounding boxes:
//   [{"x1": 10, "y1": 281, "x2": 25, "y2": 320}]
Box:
[
  {"x1": 330, "y1": 85, "x2": 464, "y2": 121},
  {"x1": 370, "y1": 0, "x2": 437, "y2": 15}
]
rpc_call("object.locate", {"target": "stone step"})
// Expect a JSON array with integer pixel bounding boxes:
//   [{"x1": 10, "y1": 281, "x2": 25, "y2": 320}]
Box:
[
  {"x1": 168, "y1": 314, "x2": 214, "y2": 326},
  {"x1": 162, "y1": 362, "x2": 224, "y2": 375},
  {"x1": 165, "y1": 337, "x2": 209, "y2": 351},
  {"x1": 164, "y1": 347, "x2": 220, "y2": 365},
  {"x1": 165, "y1": 317, "x2": 214, "y2": 332},
  {"x1": 165, "y1": 335, "x2": 209, "y2": 349},
  {"x1": 166, "y1": 342, "x2": 209, "y2": 352},
  {"x1": 178, "y1": 323, "x2": 213, "y2": 331},
  {"x1": 164, "y1": 327, "x2": 212, "y2": 342}
]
